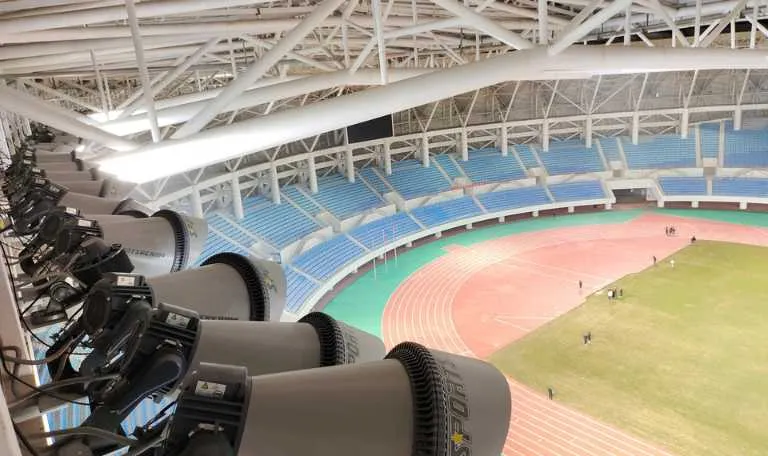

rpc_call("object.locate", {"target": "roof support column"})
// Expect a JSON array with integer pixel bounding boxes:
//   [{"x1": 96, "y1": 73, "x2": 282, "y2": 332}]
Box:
[
  {"x1": 500, "y1": 126, "x2": 508, "y2": 156},
  {"x1": 632, "y1": 112, "x2": 640, "y2": 145},
  {"x1": 734, "y1": 69, "x2": 750, "y2": 131},
  {"x1": 382, "y1": 142, "x2": 392, "y2": 175},
  {"x1": 270, "y1": 162, "x2": 281, "y2": 204},
  {"x1": 585, "y1": 116, "x2": 593, "y2": 148},
  {"x1": 231, "y1": 176, "x2": 244, "y2": 220},
  {"x1": 190, "y1": 186, "x2": 204, "y2": 218},
  {"x1": 680, "y1": 110, "x2": 690, "y2": 139},
  {"x1": 541, "y1": 121, "x2": 550, "y2": 151},
  {"x1": 422, "y1": 135, "x2": 431, "y2": 167},
  {"x1": 460, "y1": 130, "x2": 468, "y2": 161},
  {"x1": 345, "y1": 147, "x2": 355, "y2": 182},
  {"x1": 307, "y1": 156, "x2": 318, "y2": 193}
]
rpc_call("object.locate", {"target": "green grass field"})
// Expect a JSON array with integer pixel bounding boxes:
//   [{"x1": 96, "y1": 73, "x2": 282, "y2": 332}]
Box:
[{"x1": 490, "y1": 241, "x2": 768, "y2": 456}]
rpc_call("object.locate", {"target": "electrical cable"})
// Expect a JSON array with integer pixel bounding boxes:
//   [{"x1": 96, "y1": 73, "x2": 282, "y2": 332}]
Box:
[
  {"x1": 8, "y1": 373, "x2": 120, "y2": 410},
  {"x1": 0, "y1": 339, "x2": 91, "y2": 406},
  {"x1": 1, "y1": 338, "x2": 75, "y2": 365}
]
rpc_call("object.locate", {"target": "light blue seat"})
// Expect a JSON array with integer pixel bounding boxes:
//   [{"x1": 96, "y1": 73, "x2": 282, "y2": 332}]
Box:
[
  {"x1": 313, "y1": 174, "x2": 384, "y2": 219},
  {"x1": 349, "y1": 213, "x2": 421, "y2": 249},
  {"x1": 285, "y1": 267, "x2": 318, "y2": 312},
  {"x1": 239, "y1": 195, "x2": 320, "y2": 248},
  {"x1": 192, "y1": 231, "x2": 249, "y2": 266},
  {"x1": 283, "y1": 185, "x2": 323, "y2": 215},
  {"x1": 411, "y1": 197, "x2": 482, "y2": 227},
  {"x1": 723, "y1": 129, "x2": 768, "y2": 167},
  {"x1": 549, "y1": 181, "x2": 605, "y2": 202},
  {"x1": 539, "y1": 140, "x2": 604, "y2": 175},
  {"x1": 358, "y1": 167, "x2": 392, "y2": 194},
  {"x1": 433, "y1": 154, "x2": 463, "y2": 180},
  {"x1": 622, "y1": 135, "x2": 696, "y2": 169},
  {"x1": 599, "y1": 138, "x2": 622, "y2": 161},
  {"x1": 385, "y1": 159, "x2": 452, "y2": 199},
  {"x1": 700, "y1": 123, "x2": 720, "y2": 159},
  {"x1": 478, "y1": 186, "x2": 551, "y2": 212},
  {"x1": 461, "y1": 148, "x2": 526, "y2": 184},
  {"x1": 292, "y1": 235, "x2": 365, "y2": 280},
  {"x1": 515, "y1": 144, "x2": 541, "y2": 169},
  {"x1": 658, "y1": 176, "x2": 707, "y2": 195},
  {"x1": 207, "y1": 213, "x2": 254, "y2": 249},
  {"x1": 713, "y1": 177, "x2": 768, "y2": 197}
]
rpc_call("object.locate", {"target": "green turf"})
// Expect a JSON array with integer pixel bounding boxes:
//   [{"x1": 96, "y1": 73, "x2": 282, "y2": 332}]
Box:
[{"x1": 490, "y1": 240, "x2": 768, "y2": 456}]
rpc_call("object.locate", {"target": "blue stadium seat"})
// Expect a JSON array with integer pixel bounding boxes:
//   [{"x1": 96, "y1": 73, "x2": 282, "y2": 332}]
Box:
[
  {"x1": 478, "y1": 186, "x2": 551, "y2": 212},
  {"x1": 411, "y1": 196, "x2": 482, "y2": 227},
  {"x1": 538, "y1": 140, "x2": 604, "y2": 175},
  {"x1": 460, "y1": 148, "x2": 526, "y2": 184},
  {"x1": 283, "y1": 185, "x2": 323, "y2": 215},
  {"x1": 192, "y1": 231, "x2": 249, "y2": 266},
  {"x1": 622, "y1": 135, "x2": 696, "y2": 169},
  {"x1": 292, "y1": 235, "x2": 365, "y2": 280},
  {"x1": 713, "y1": 177, "x2": 768, "y2": 197},
  {"x1": 658, "y1": 176, "x2": 707, "y2": 195},
  {"x1": 312, "y1": 174, "x2": 384, "y2": 219},
  {"x1": 285, "y1": 267, "x2": 318, "y2": 312},
  {"x1": 238, "y1": 195, "x2": 320, "y2": 248},
  {"x1": 548, "y1": 181, "x2": 605, "y2": 202},
  {"x1": 599, "y1": 138, "x2": 622, "y2": 162},
  {"x1": 723, "y1": 129, "x2": 768, "y2": 167},
  {"x1": 358, "y1": 167, "x2": 393, "y2": 195},
  {"x1": 515, "y1": 144, "x2": 541, "y2": 169},
  {"x1": 700, "y1": 123, "x2": 720, "y2": 159},
  {"x1": 348, "y1": 213, "x2": 421, "y2": 249},
  {"x1": 207, "y1": 213, "x2": 254, "y2": 249},
  {"x1": 385, "y1": 159, "x2": 452, "y2": 199},
  {"x1": 433, "y1": 154, "x2": 463, "y2": 180}
]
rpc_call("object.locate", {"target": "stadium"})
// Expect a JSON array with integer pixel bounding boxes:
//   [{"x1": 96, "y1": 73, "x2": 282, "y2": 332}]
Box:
[{"x1": 2, "y1": 2, "x2": 768, "y2": 456}]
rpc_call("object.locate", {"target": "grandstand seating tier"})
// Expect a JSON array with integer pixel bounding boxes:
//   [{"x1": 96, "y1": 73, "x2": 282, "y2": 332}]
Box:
[
  {"x1": 622, "y1": 135, "x2": 696, "y2": 169},
  {"x1": 358, "y1": 167, "x2": 393, "y2": 195},
  {"x1": 658, "y1": 176, "x2": 707, "y2": 195},
  {"x1": 411, "y1": 196, "x2": 483, "y2": 227},
  {"x1": 433, "y1": 154, "x2": 464, "y2": 180},
  {"x1": 459, "y1": 148, "x2": 526, "y2": 184},
  {"x1": 285, "y1": 268, "x2": 319, "y2": 312},
  {"x1": 283, "y1": 185, "x2": 323, "y2": 215},
  {"x1": 477, "y1": 186, "x2": 551, "y2": 212},
  {"x1": 548, "y1": 180, "x2": 605, "y2": 202},
  {"x1": 239, "y1": 195, "x2": 319, "y2": 248},
  {"x1": 599, "y1": 138, "x2": 622, "y2": 162},
  {"x1": 713, "y1": 177, "x2": 768, "y2": 198},
  {"x1": 515, "y1": 144, "x2": 541, "y2": 169},
  {"x1": 349, "y1": 212, "x2": 422, "y2": 249},
  {"x1": 292, "y1": 235, "x2": 366, "y2": 280},
  {"x1": 723, "y1": 128, "x2": 768, "y2": 167},
  {"x1": 700, "y1": 123, "x2": 720, "y2": 159},
  {"x1": 312, "y1": 174, "x2": 384, "y2": 219},
  {"x1": 539, "y1": 140, "x2": 604, "y2": 175},
  {"x1": 384, "y1": 159, "x2": 452, "y2": 199}
]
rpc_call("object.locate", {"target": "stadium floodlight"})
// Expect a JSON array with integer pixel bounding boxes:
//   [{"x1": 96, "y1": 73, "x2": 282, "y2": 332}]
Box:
[
  {"x1": 69, "y1": 308, "x2": 380, "y2": 445},
  {"x1": 157, "y1": 342, "x2": 510, "y2": 456},
  {"x1": 6, "y1": 178, "x2": 151, "y2": 235},
  {"x1": 25, "y1": 209, "x2": 207, "y2": 279}
]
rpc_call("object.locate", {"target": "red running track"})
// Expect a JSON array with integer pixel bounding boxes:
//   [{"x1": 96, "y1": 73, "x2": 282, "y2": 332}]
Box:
[{"x1": 381, "y1": 213, "x2": 768, "y2": 456}]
